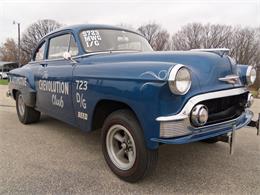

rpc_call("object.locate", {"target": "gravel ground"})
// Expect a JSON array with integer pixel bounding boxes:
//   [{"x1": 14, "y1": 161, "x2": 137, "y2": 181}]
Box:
[{"x1": 0, "y1": 85, "x2": 260, "y2": 194}]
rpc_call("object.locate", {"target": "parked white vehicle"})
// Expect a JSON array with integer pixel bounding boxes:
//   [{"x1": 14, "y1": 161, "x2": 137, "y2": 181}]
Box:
[
  {"x1": 0, "y1": 71, "x2": 8, "y2": 79},
  {"x1": 0, "y1": 61, "x2": 18, "y2": 79}
]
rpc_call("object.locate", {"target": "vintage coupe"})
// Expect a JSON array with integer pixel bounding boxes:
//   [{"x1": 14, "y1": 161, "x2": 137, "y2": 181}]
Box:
[{"x1": 8, "y1": 24, "x2": 259, "y2": 182}]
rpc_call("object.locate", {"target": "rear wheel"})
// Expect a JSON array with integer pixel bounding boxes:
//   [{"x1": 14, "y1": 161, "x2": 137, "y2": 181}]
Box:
[
  {"x1": 16, "y1": 91, "x2": 41, "y2": 124},
  {"x1": 101, "y1": 109, "x2": 158, "y2": 182}
]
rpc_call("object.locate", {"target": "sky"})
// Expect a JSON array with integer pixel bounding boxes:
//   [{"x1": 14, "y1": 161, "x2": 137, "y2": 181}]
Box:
[{"x1": 0, "y1": 0, "x2": 259, "y2": 44}]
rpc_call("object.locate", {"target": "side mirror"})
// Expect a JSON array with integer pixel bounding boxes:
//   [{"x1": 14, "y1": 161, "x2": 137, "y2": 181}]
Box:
[
  {"x1": 63, "y1": 51, "x2": 77, "y2": 64},
  {"x1": 63, "y1": 51, "x2": 72, "y2": 60}
]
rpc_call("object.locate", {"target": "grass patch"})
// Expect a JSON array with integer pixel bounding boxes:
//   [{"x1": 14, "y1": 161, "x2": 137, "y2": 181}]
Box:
[
  {"x1": 250, "y1": 90, "x2": 258, "y2": 98},
  {"x1": 0, "y1": 79, "x2": 8, "y2": 85}
]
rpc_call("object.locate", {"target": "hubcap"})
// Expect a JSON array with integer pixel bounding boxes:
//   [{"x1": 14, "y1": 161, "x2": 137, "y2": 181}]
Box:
[
  {"x1": 106, "y1": 124, "x2": 136, "y2": 170},
  {"x1": 18, "y1": 94, "x2": 25, "y2": 116}
]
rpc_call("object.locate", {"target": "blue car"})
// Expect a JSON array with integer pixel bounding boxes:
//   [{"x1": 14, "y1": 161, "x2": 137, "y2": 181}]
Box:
[{"x1": 7, "y1": 24, "x2": 259, "y2": 182}]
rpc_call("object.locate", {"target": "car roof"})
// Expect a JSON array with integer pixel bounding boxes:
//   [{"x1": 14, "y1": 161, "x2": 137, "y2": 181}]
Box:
[{"x1": 42, "y1": 24, "x2": 142, "y2": 40}]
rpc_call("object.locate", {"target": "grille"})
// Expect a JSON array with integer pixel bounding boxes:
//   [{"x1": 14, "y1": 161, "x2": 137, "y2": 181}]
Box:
[
  {"x1": 196, "y1": 92, "x2": 248, "y2": 125},
  {"x1": 160, "y1": 119, "x2": 191, "y2": 138}
]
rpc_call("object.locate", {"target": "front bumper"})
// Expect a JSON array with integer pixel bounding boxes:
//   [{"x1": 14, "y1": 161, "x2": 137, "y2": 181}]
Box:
[
  {"x1": 151, "y1": 109, "x2": 253, "y2": 144},
  {"x1": 151, "y1": 87, "x2": 255, "y2": 144}
]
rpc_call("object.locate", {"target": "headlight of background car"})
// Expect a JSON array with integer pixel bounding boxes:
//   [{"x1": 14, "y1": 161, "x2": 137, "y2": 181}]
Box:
[
  {"x1": 168, "y1": 64, "x2": 191, "y2": 95},
  {"x1": 246, "y1": 66, "x2": 257, "y2": 85}
]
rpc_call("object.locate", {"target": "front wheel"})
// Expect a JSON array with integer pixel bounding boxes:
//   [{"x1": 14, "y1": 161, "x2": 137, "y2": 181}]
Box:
[
  {"x1": 16, "y1": 91, "x2": 41, "y2": 124},
  {"x1": 101, "y1": 109, "x2": 158, "y2": 182}
]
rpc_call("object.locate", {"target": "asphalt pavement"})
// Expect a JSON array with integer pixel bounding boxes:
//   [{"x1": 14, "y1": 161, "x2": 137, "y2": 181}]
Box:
[{"x1": 0, "y1": 85, "x2": 260, "y2": 194}]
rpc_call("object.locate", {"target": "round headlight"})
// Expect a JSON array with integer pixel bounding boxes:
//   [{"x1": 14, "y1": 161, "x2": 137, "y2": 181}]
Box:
[
  {"x1": 246, "y1": 66, "x2": 256, "y2": 85},
  {"x1": 169, "y1": 64, "x2": 191, "y2": 95}
]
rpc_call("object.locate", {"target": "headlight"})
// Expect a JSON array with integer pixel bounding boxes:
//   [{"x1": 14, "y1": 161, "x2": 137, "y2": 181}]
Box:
[
  {"x1": 168, "y1": 64, "x2": 191, "y2": 95},
  {"x1": 246, "y1": 66, "x2": 256, "y2": 85}
]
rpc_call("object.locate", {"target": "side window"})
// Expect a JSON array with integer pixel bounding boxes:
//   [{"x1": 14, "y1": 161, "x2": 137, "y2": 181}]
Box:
[
  {"x1": 69, "y1": 35, "x2": 79, "y2": 56},
  {"x1": 48, "y1": 34, "x2": 70, "y2": 59},
  {"x1": 34, "y1": 42, "x2": 46, "y2": 61},
  {"x1": 48, "y1": 34, "x2": 79, "y2": 59}
]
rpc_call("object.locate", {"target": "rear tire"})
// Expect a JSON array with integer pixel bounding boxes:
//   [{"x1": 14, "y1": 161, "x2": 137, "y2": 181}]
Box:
[
  {"x1": 16, "y1": 91, "x2": 41, "y2": 124},
  {"x1": 101, "y1": 109, "x2": 158, "y2": 182}
]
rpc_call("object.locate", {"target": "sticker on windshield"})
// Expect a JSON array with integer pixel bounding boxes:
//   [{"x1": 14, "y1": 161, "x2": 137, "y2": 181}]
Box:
[{"x1": 82, "y1": 30, "x2": 101, "y2": 48}]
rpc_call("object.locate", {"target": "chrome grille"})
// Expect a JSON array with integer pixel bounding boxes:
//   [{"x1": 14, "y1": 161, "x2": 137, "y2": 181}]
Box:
[
  {"x1": 160, "y1": 119, "x2": 191, "y2": 138},
  {"x1": 198, "y1": 92, "x2": 248, "y2": 125}
]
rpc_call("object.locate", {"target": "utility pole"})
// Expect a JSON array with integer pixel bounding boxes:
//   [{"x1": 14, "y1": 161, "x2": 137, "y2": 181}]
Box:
[{"x1": 13, "y1": 21, "x2": 21, "y2": 67}]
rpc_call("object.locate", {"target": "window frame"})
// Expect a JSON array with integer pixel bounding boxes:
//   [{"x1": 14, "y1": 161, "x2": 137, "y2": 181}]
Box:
[
  {"x1": 32, "y1": 40, "x2": 47, "y2": 62},
  {"x1": 46, "y1": 32, "x2": 79, "y2": 60},
  {"x1": 78, "y1": 28, "x2": 152, "y2": 53}
]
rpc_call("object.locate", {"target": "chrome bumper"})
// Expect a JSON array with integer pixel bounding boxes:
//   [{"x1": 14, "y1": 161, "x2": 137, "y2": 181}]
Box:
[
  {"x1": 152, "y1": 109, "x2": 253, "y2": 144},
  {"x1": 156, "y1": 87, "x2": 250, "y2": 138},
  {"x1": 6, "y1": 90, "x2": 11, "y2": 97}
]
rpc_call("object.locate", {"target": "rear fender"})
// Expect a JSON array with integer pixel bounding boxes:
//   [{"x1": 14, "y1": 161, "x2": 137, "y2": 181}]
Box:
[{"x1": 8, "y1": 67, "x2": 36, "y2": 107}]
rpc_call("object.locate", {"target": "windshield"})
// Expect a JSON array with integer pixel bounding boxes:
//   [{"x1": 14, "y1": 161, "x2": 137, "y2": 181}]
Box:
[{"x1": 79, "y1": 29, "x2": 153, "y2": 53}]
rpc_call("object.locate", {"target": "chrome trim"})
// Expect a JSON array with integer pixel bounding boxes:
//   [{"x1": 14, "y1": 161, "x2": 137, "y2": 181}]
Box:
[
  {"x1": 160, "y1": 118, "x2": 191, "y2": 138},
  {"x1": 74, "y1": 50, "x2": 139, "y2": 59},
  {"x1": 247, "y1": 93, "x2": 254, "y2": 108},
  {"x1": 6, "y1": 90, "x2": 11, "y2": 97},
  {"x1": 156, "y1": 87, "x2": 248, "y2": 122},
  {"x1": 155, "y1": 110, "x2": 253, "y2": 141},
  {"x1": 29, "y1": 50, "x2": 139, "y2": 64},
  {"x1": 218, "y1": 75, "x2": 239, "y2": 84},
  {"x1": 194, "y1": 109, "x2": 252, "y2": 130},
  {"x1": 168, "y1": 64, "x2": 191, "y2": 95},
  {"x1": 191, "y1": 48, "x2": 229, "y2": 56},
  {"x1": 246, "y1": 66, "x2": 256, "y2": 85},
  {"x1": 191, "y1": 104, "x2": 208, "y2": 126}
]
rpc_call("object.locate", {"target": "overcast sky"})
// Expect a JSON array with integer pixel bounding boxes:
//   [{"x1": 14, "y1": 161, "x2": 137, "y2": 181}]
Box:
[{"x1": 0, "y1": 0, "x2": 259, "y2": 44}]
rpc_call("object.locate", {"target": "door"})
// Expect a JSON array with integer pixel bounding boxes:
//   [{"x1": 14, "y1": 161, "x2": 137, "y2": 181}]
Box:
[{"x1": 34, "y1": 33, "x2": 79, "y2": 125}]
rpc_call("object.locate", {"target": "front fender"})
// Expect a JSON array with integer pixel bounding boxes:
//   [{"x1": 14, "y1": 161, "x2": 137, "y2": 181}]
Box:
[{"x1": 73, "y1": 61, "x2": 177, "y2": 149}]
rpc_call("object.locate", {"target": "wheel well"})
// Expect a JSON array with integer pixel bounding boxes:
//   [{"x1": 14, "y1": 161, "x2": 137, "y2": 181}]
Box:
[
  {"x1": 92, "y1": 100, "x2": 137, "y2": 130},
  {"x1": 12, "y1": 89, "x2": 18, "y2": 100}
]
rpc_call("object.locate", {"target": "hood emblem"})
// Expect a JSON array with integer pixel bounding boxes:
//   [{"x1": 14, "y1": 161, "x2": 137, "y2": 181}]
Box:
[{"x1": 218, "y1": 75, "x2": 239, "y2": 84}]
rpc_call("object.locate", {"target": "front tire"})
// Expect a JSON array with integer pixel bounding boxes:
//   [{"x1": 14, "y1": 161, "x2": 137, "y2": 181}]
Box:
[
  {"x1": 101, "y1": 109, "x2": 158, "y2": 182},
  {"x1": 16, "y1": 91, "x2": 41, "y2": 124}
]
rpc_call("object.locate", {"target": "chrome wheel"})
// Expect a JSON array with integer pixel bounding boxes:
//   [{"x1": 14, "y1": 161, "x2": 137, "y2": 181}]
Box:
[
  {"x1": 18, "y1": 94, "x2": 25, "y2": 116},
  {"x1": 106, "y1": 124, "x2": 136, "y2": 170}
]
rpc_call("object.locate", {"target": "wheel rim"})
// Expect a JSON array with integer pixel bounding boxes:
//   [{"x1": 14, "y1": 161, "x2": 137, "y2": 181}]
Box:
[
  {"x1": 18, "y1": 94, "x2": 25, "y2": 116},
  {"x1": 106, "y1": 124, "x2": 136, "y2": 170}
]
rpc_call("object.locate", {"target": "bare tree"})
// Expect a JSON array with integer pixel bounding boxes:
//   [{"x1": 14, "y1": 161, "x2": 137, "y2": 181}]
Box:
[
  {"x1": 171, "y1": 23, "x2": 259, "y2": 65},
  {"x1": 171, "y1": 23, "x2": 260, "y2": 88},
  {"x1": 0, "y1": 38, "x2": 19, "y2": 62},
  {"x1": 138, "y1": 23, "x2": 170, "y2": 51},
  {"x1": 171, "y1": 23, "x2": 233, "y2": 50},
  {"x1": 171, "y1": 23, "x2": 204, "y2": 50},
  {"x1": 21, "y1": 19, "x2": 62, "y2": 63},
  {"x1": 230, "y1": 27, "x2": 260, "y2": 66}
]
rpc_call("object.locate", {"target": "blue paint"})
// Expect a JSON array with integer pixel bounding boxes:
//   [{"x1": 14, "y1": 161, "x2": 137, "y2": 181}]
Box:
[{"x1": 8, "y1": 24, "x2": 253, "y2": 149}]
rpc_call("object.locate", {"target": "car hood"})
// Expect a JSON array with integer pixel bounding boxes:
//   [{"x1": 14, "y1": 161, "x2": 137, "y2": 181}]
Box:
[{"x1": 81, "y1": 51, "x2": 242, "y2": 92}]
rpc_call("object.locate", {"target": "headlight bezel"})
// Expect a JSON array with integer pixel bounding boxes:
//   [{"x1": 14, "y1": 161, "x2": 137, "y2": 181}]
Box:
[
  {"x1": 168, "y1": 64, "x2": 192, "y2": 95},
  {"x1": 246, "y1": 66, "x2": 256, "y2": 85}
]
